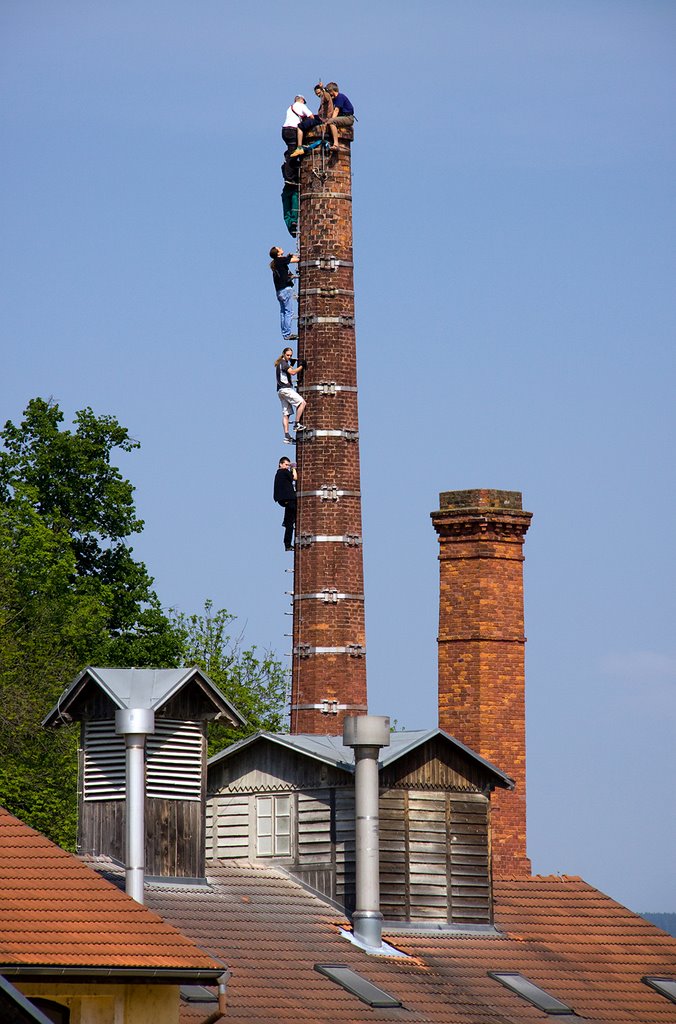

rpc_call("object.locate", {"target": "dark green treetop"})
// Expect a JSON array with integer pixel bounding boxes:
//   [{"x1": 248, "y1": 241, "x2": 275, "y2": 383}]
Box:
[{"x1": 0, "y1": 398, "x2": 286, "y2": 849}]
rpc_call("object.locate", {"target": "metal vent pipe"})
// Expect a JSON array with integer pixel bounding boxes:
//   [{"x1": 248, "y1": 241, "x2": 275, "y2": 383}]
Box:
[
  {"x1": 343, "y1": 715, "x2": 390, "y2": 948},
  {"x1": 115, "y1": 708, "x2": 155, "y2": 903}
]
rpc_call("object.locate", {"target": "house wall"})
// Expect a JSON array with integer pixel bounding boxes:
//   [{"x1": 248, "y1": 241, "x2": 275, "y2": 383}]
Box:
[
  {"x1": 78, "y1": 718, "x2": 208, "y2": 878},
  {"x1": 206, "y1": 782, "x2": 492, "y2": 924},
  {"x1": 380, "y1": 790, "x2": 492, "y2": 924},
  {"x1": 15, "y1": 982, "x2": 180, "y2": 1024},
  {"x1": 81, "y1": 798, "x2": 205, "y2": 878},
  {"x1": 206, "y1": 786, "x2": 351, "y2": 903}
]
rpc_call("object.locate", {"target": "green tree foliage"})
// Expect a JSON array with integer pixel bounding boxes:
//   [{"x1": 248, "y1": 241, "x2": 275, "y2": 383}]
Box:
[
  {"x1": 0, "y1": 398, "x2": 288, "y2": 848},
  {"x1": 0, "y1": 398, "x2": 181, "y2": 845},
  {"x1": 0, "y1": 500, "x2": 84, "y2": 845},
  {"x1": 170, "y1": 601, "x2": 288, "y2": 756},
  {"x1": 0, "y1": 398, "x2": 181, "y2": 667}
]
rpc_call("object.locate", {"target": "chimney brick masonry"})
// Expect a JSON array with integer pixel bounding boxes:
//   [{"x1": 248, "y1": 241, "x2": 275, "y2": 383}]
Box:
[
  {"x1": 290, "y1": 132, "x2": 368, "y2": 735},
  {"x1": 431, "y1": 489, "x2": 533, "y2": 877}
]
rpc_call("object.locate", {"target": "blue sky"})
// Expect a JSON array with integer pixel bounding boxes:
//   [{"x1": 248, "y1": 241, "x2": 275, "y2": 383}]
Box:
[{"x1": 1, "y1": 1, "x2": 674, "y2": 913}]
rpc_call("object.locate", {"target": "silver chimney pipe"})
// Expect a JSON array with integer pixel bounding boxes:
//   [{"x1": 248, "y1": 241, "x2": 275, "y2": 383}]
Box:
[
  {"x1": 115, "y1": 707, "x2": 155, "y2": 903},
  {"x1": 343, "y1": 715, "x2": 390, "y2": 949}
]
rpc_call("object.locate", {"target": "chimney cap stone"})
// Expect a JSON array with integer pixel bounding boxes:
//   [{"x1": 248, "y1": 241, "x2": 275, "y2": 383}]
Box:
[{"x1": 438, "y1": 489, "x2": 523, "y2": 511}]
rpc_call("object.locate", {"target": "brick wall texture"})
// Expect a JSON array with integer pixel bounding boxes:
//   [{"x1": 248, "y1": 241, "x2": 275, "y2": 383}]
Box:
[
  {"x1": 291, "y1": 133, "x2": 368, "y2": 735},
  {"x1": 431, "y1": 489, "x2": 533, "y2": 878}
]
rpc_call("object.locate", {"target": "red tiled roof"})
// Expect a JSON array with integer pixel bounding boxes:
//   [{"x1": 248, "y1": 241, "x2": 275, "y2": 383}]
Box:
[
  {"x1": 393, "y1": 875, "x2": 676, "y2": 1023},
  {"x1": 141, "y1": 863, "x2": 676, "y2": 1024},
  {"x1": 0, "y1": 807, "x2": 221, "y2": 974}
]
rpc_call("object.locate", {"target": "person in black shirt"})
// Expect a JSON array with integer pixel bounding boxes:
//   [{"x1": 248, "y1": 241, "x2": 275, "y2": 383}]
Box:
[
  {"x1": 269, "y1": 246, "x2": 299, "y2": 340},
  {"x1": 274, "y1": 456, "x2": 297, "y2": 551}
]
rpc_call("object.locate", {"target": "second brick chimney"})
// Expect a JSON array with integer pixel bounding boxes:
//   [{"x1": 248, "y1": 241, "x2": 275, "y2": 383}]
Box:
[{"x1": 431, "y1": 489, "x2": 532, "y2": 878}]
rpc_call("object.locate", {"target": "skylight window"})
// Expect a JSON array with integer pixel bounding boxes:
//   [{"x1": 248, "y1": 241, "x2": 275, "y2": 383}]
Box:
[
  {"x1": 643, "y1": 977, "x2": 676, "y2": 1005},
  {"x1": 179, "y1": 985, "x2": 218, "y2": 1003},
  {"x1": 488, "y1": 972, "x2": 575, "y2": 1015},
  {"x1": 315, "y1": 965, "x2": 403, "y2": 1007}
]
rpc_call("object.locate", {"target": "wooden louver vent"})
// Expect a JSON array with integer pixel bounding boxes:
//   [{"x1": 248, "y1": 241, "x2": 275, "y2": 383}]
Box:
[
  {"x1": 146, "y1": 719, "x2": 203, "y2": 800},
  {"x1": 83, "y1": 720, "x2": 126, "y2": 800},
  {"x1": 83, "y1": 719, "x2": 203, "y2": 802}
]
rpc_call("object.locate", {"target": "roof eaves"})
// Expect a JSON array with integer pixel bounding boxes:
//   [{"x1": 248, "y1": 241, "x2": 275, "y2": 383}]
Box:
[
  {"x1": 43, "y1": 666, "x2": 247, "y2": 728},
  {"x1": 438, "y1": 728, "x2": 514, "y2": 787},
  {"x1": 379, "y1": 729, "x2": 437, "y2": 765},
  {"x1": 42, "y1": 667, "x2": 123, "y2": 727},
  {"x1": 208, "y1": 730, "x2": 267, "y2": 766},
  {"x1": 274, "y1": 733, "x2": 353, "y2": 769},
  {"x1": 143, "y1": 666, "x2": 195, "y2": 710},
  {"x1": 0, "y1": 966, "x2": 226, "y2": 983},
  {"x1": 209, "y1": 729, "x2": 513, "y2": 785},
  {"x1": 380, "y1": 728, "x2": 514, "y2": 788},
  {"x1": 177, "y1": 667, "x2": 247, "y2": 727},
  {"x1": 208, "y1": 732, "x2": 353, "y2": 771}
]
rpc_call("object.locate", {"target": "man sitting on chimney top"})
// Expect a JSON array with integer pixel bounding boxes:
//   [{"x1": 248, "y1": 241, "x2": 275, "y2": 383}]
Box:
[
  {"x1": 323, "y1": 82, "x2": 355, "y2": 152},
  {"x1": 289, "y1": 83, "x2": 334, "y2": 159}
]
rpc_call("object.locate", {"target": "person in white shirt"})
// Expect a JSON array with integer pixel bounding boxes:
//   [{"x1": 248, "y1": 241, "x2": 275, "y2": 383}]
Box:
[
  {"x1": 282, "y1": 95, "x2": 314, "y2": 154},
  {"x1": 275, "y1": 347, "x2": 307, "y2": 444}
]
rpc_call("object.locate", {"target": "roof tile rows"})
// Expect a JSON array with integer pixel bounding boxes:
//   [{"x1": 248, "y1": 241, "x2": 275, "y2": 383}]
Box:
[
  {"x1": 6, "y1": 802, "x2": 673, "y2": 1021},
  {"x1": 141, "y1": 863, "x2": 676, "y2": 1024},
  {"x1": 0, "y1": 807, "x2": 220, "y2": 972}
]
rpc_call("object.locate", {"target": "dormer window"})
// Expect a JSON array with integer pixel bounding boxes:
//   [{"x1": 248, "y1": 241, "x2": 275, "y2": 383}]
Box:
[{"x1": 256, "y1": 795, "x2": 292, "y2": 857}]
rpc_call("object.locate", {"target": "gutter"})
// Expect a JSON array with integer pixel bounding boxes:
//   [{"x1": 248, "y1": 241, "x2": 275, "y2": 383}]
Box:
[{"x1": 0, "y1": 966, "x2": 225, "y2": 983}]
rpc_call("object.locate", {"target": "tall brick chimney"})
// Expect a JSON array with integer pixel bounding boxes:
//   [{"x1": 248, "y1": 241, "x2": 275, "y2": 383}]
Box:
[
  {"x1": 431, "y1": 489, "x2": 532, "y2": 877},
  {"x1": 290, "y1": 131, "x2": 368, "y2": 735}
]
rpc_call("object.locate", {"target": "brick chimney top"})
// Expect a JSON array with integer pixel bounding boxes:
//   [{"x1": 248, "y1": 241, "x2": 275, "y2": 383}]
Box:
[{"x1": 438, "y1": 489, "x2": 523, "y2": 512}]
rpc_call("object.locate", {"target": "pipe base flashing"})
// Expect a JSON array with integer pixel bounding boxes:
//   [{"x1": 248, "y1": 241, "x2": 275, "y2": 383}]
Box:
[{"x1": 338, "y1": 927, "x2": 408, "y2": 958}]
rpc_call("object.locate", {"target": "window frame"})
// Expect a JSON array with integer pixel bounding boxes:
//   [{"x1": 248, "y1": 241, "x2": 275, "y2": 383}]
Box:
[{"x1": 254, "y1": 792, "x2": 294, "y2": 859}]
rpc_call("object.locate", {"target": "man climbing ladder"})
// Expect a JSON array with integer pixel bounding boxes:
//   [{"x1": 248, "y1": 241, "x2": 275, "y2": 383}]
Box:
[
  {"x1": 273, "y1": 456, "x2": 297, "y2": 552},
  {"x1": 274, "y1": 346, "x2": 306, "y2": 444},
  {"x1": 269, "y1": 246, "x2": 299, "y2": 341}
]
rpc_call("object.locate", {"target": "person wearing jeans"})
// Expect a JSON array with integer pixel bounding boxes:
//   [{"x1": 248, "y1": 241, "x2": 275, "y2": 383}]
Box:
[{"x1": 269, "y1": 246, "x2": 299, "y2": 340}]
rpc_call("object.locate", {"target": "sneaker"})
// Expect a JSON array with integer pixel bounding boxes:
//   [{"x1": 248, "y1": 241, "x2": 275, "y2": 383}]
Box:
[
  {"x1": 283, "y1": 434, "x2": 296, "y2": 444},
  {"x1": 289, "y1": 148, "x2": 305, "y2": 158},
  {"x1": 285, "y1": 333, "x2": 298, "y2": 340},
  {"x1": 285, "y1": 544, "x2": 294, "y2": 551},
  {"x1": 294, "y1": 422, "x2": 306, "y2": 431}
]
